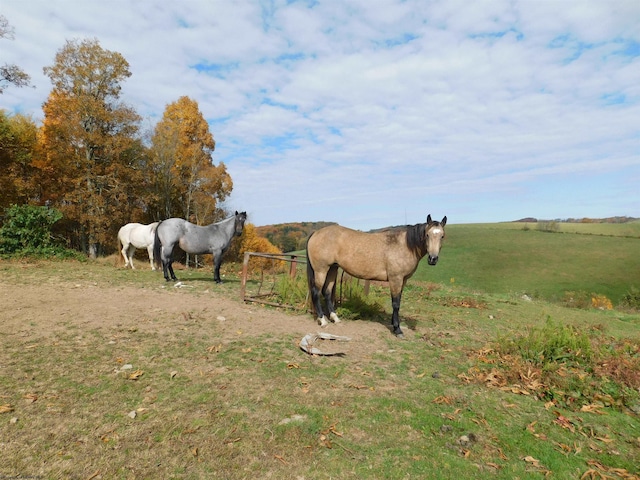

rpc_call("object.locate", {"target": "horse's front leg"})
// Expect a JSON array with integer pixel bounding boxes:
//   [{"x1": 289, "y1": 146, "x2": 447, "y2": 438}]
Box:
[
  {"x1": 390, "y1": 293, "x2": 403, "y2": 337},
  {"x1": 212, "y1": 251, "x2": 223, "y2": 283},
  {"x1": 389, "y1": 280, "x2": 405, "y2": 337}
]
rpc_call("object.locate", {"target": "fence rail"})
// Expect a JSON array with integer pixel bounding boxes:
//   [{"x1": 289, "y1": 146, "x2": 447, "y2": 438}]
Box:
[
  {"x1": 240, "y1": 251, "x2": 378, "y2": 309},
  {"x1": 240, "y1": 252, "x2": 307, "y2": 308}
]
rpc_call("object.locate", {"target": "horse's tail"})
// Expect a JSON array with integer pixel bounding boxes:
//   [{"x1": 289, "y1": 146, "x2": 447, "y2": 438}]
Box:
[
  {"x1": 306, "y1": 233, "x2": 317, "y2": 315},
  {"x1": 116, "y1": 226, "x2": 124, "y2": 267},
  {"x1": 153, "y1": 221, "x2": 163, "y2": 270}
]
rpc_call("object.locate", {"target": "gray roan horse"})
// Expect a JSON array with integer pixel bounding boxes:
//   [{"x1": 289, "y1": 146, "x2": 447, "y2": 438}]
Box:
[
  {"x1": 153, "y1": 211, "x2": 247, "y2": 283},
  {"x1": 117, "y1": 222, "x2": 160, "y2": 270},
  {"x1": 306, "y1": 214, "x2": 446, "y2": 337}
]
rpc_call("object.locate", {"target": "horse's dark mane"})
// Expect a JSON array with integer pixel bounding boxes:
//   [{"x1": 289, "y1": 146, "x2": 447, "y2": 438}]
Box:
[{"x1": 405, "y1": 222, "x2": 429, "y2": 258}]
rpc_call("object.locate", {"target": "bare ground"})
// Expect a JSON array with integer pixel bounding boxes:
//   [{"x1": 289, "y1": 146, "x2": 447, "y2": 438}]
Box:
[{"x1": 1, "y1": 275, "x2": 395, "y2": 360}]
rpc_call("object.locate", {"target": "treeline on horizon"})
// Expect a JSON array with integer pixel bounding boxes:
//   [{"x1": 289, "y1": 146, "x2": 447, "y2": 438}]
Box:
[
  {"x1": 255, "y1": 222, "x2": 336, "y2": 253},
  {"x1": 515, "y1": 216, "x2": 638, "y2": 223},
  {"x1": 255, "y1": 216, "x2": 639, "y2": 253}
]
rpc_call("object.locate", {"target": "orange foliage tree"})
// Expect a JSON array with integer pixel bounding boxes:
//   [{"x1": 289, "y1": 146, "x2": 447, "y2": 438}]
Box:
[
  {"x1": 0, "y1": 111, "x2": 39, "y2": 209},
  {"x1": 39, "y1": 39, "x2": 143, "y2": 256},
  {"x1": 227, "y1": 223, "x2": 283, "y2": 273},
  {"x1": 149, "y1": 96, "x2": 231, "y2": 223}
]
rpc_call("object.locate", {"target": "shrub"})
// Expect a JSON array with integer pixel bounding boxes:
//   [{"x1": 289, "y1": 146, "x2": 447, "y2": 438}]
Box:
[
  {"x1": 537, "y1": 221, "x2": 560, "y2": 233},
  {"x1": 620, "y1": 287, "x2": 640, "y2": 311},
  {"x1": 591, "y1": 294, "x2": 613, "y2": 310},
  {"x1": 497, "y1": 316, "x2": 592, "y2": 367},
  {"x1": 0, "y1": 204, "x2": 72, "y2": 257}
]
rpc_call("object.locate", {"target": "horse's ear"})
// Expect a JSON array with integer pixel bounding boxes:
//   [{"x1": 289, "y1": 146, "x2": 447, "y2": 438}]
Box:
[
  {"x1": 235, "y1": 211, "x2": 238, "y2": 215},
  {"x1": 427, "y1": 214, "x2": 432, "y2": 224},
  {"x1": 441, "y1": 216, "x2": 447, "y2": 227}
]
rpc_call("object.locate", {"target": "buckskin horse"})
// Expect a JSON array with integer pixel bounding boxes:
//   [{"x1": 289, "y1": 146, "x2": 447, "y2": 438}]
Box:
[{"x1": 306, "y1": 215, "x2": 446, "y2": 337}]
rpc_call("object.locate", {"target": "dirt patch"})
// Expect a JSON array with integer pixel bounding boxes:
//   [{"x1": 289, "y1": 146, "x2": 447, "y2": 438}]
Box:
[{"x1": 1, "y1": 279, "x2": 395, "y2": 359}]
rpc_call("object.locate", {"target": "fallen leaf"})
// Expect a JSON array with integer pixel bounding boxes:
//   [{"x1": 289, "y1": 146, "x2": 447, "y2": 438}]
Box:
[
  {"x1": 433, "y1": 396, "x2": 453, "y2": 405},
  {"x1": 348, "y1": 384, "x2": 368, "y2": 390},
  {"x1": 170, "y1": 371, "x2": 178, "y2": 379},
  {"x1": 553, "y1": 414, "x2": 575, "y2": 432},
  {"x1": 0, "y1": 404, "x2": 14, "y2": 414},
  {"x1": 23, "y1": 393, "x2": 38, "y2": 403},
  {"x1": 274, "y1": 454, "x2": 288, "y2": 465},
  {"x1": 128, "y1": 370, "x2": 144, "y2": 380},
  {"x1": 86, "y1": 471, "x2": 100, "y2": 480},
  {"x1": 580, "y1": 404, "x2": 606, "y2": 415},
  {"x1": 523, "y1": 455, "x2": 541, "y2": 467}
]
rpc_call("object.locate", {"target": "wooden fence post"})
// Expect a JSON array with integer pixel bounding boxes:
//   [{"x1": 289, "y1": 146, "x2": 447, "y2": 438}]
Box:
[{"x1": 240, "y1": 251, "x2": 250, "y2": 300}]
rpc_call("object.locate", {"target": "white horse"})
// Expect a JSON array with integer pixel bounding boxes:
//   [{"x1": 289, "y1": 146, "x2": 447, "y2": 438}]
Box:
[{"x1": 117, "y1": 222, "x2": 160, "y2": 270}]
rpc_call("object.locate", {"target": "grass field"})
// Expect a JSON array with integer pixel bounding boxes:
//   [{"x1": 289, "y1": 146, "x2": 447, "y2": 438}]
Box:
[
  {"x1": 413, "y1": 222, "x2": 640, "y2": 306},
  {"x1": 1, "y1": 252, "x2": 639, "y2": 479}
]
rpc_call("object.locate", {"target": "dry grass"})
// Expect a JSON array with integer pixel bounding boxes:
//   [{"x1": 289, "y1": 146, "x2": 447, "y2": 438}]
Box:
[{"x1": 1, "y1": 259, "x2": 640, "y2": 479}]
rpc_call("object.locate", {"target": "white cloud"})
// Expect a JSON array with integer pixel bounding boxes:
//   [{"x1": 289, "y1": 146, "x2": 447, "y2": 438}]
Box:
[{"x1": 1, "y1": 0, "x2": 639, "y2": 229}]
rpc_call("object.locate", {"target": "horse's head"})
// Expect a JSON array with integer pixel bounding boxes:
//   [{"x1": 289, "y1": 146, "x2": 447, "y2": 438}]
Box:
[
  {"x1": 234, "y1": 211, "x2": 247, "y2": 236},
  {"x1": 426, "y1": 214, "x2": 447, "y2": 265}
]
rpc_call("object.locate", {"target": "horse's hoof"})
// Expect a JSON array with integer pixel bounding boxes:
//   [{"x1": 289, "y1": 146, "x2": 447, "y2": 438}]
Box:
[
  {"x1": 317, "y1": 316, "x2": 329, "y2": 327},
  {"x1": 329, "y1": 312, "x2": 341, "y2": 324},
  {"x1": 395, "y1": 332, "x2": 405, "y2": 339}
]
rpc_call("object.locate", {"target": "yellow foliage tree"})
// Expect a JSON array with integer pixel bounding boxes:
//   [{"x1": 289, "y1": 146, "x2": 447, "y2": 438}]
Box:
[
  {"x1": 228, "y1": 223, "x2": 283, "y2": 273},
  {"x1": 149, "y1": 96, "x2": 231, "y2": 223},
  {"x1": 0, "y1": 111, "x2": 39, "y2": 209}
]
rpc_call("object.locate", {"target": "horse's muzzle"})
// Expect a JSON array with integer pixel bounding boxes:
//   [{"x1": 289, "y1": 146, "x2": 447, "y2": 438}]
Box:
[{"x1": 427, "y1": 255, "x2": 439, "y2": 265}]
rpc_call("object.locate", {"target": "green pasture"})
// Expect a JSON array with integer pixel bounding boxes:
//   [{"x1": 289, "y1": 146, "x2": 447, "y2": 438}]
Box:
[
  {"x1": 1, "y1": 220, "x2": 639, "y2": 479},
  {"x1": 414, "y1": 222, "x2": 640, "y2": 306}
]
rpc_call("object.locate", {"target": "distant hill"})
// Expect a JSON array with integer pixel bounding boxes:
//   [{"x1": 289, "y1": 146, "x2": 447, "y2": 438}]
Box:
[
  {"x1": 513, "y1": 216, "x2": 638, "y2": 224},
  {"x1": 255, "y1": 221, "x2": 337, "y2": 253}
]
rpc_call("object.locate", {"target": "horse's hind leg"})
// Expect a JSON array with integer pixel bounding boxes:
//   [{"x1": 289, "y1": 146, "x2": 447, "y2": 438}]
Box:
[
  {"x1": 146, "y1": 245, "x2": 155, "y2": 270},
  {"x1": 309, "y1": 266, "x2": 329, "y2": 327},
  {"x1": 127, "y1": 245, "x2": 136, "y2": 269},
  {"x1": 121, "y1": 242, "x2": 131, "y2": 268},
  {"x1": 167, "y1": 260, "x2": 177, "y2": 281},
  {"x1": 322, "y1": 265, "x2": 341, "y2": 324},
  {"x1": 161, "y1": 245, "x2": 177, "y2": 281}
]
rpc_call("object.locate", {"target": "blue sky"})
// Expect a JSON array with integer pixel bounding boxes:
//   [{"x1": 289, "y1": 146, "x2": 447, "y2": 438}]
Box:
[{"x1": 1, "y1": 0, "x2": 639, "y2": 229}]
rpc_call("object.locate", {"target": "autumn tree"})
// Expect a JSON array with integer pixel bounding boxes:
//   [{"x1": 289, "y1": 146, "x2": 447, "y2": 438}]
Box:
[
  {"x1": 0, "y1": 15, "x2": 31, "y2": 93},
  {"x1": 40, "y1": 38, "x2": 143, "y2": 257},
  {"x1": 226, "y1": 223, "x2": 283, "y2": 273},
  {"x1": 0, "y1": 110, "x2": 39, "y2": 209},
  {"x1": 149, "y1": 96, "x2": 231, "y2": 223}
]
